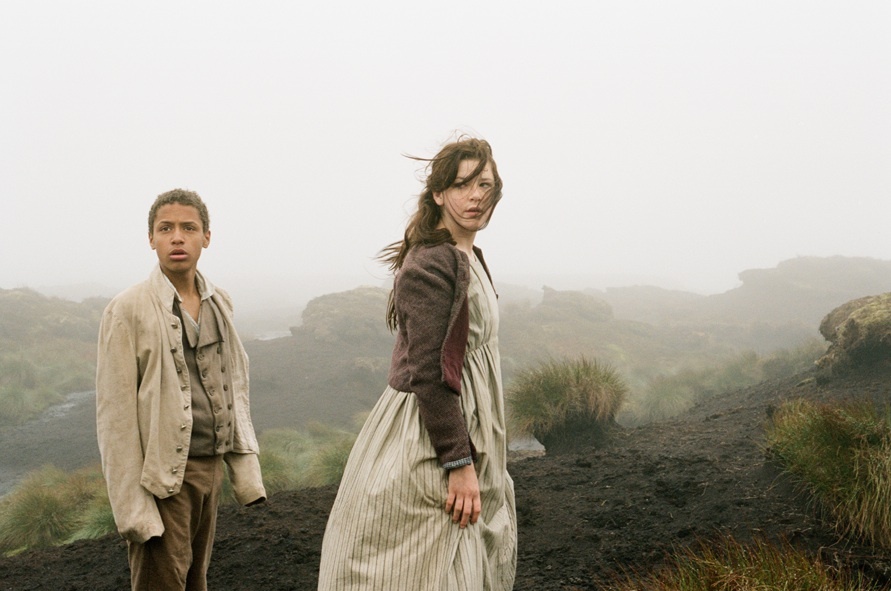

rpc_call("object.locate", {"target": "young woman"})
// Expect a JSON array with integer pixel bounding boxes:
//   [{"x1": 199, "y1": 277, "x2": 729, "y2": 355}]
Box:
[{"x1": 318, "y1": 137, "x2": 517, "y2": 590}]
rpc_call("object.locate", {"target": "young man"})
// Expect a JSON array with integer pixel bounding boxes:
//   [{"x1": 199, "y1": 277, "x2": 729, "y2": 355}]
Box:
[{"x1": 96, "y1": 189, "x2": 266, "y2": 590}]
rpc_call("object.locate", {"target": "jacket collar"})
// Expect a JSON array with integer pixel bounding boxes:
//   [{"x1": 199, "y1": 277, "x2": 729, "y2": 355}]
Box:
[{"x1": 149, "y1": 265, "x2": 216, "y2": 310}]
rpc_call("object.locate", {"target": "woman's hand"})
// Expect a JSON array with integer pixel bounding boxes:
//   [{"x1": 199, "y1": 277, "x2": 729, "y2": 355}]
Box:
[{"x1": 445, "y1": 463, "x2": 481, "y2": 528}]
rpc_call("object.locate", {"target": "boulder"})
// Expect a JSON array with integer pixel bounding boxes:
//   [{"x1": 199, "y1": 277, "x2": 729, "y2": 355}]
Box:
[{"x1": 817, "y1": 293, "x2": 891, "y2": 372}]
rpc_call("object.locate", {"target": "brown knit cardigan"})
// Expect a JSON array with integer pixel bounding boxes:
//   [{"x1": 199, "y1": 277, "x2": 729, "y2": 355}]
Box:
[{"x1": 386, "y1": 241, "x2": 494, "y2": 468}]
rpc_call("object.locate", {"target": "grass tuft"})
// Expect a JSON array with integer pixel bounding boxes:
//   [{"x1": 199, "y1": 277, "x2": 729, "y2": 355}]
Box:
[
  {"x1": 506, "y1": 356, "x2": 627, "y2": 450},
  {"x1": 0, "y1": 465, "x2": 110, "y2": 554},
  {"x1": 766, "y1": 399, "x2": 891, "y2": 548},
  {"x1": 303, "y1": 433, "x2": 356, "y2": 487},
  {"x1": 609, "y1": 535, "x2": 878, "y2": 590},
  {"x1": 68, "y1": 495, "x2": 116, "y2": 543}
]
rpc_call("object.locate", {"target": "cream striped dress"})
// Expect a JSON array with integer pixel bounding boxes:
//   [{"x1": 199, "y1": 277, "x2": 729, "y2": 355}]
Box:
[{"x1": 318, "y1": 256, "x2": 517, "y2": 590}]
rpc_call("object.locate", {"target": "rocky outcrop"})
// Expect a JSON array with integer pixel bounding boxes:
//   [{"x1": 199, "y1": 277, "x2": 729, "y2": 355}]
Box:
[{"x1": 817, "y1": 293, "x2": 891, "y2": 372}]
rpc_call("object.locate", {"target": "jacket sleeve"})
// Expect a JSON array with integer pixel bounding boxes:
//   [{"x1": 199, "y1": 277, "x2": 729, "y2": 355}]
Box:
[
  {"x1": 396, "y1": 250, "x2": 473, "y2": 468},
  {"x1": 224, "y1": 452, "x2": 267, "y2": 505},
  {"x1": 96, "y1": 305, "x2": 164, "y2": 543},
  {"x1": 215, "y1": 288, "x2": 266, "y2": 504}
]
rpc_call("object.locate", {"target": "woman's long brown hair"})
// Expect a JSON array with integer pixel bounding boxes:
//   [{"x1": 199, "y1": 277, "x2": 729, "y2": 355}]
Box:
[{"x1": 380, "y1": 137, "x2": 503, "y2": 330}]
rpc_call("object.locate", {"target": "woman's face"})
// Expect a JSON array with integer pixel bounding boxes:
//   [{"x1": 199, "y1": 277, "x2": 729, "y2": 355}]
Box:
[{"x1": 433, "y1": 159, "x2": 496, "y2": 238}]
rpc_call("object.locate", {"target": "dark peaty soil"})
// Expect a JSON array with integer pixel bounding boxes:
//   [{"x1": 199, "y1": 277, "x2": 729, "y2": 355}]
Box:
[{"x1": 4, "y1": 362, "x2": 891, "y2": 590}]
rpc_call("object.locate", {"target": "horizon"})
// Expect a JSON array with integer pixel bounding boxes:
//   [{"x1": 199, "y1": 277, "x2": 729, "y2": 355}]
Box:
[{"x1": 12, "y1": 252, "x2": 891, "y2": 316}]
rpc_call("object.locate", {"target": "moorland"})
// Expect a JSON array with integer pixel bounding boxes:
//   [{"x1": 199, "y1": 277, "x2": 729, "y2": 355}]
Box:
[{"x1": 2, "y1": 255, "x2": 891, "y2": 589}]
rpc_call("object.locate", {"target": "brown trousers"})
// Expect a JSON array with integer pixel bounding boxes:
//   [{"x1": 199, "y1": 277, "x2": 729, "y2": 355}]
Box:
[{"x1": 128, "y1": 455, "x2": 224, "y2": 591}]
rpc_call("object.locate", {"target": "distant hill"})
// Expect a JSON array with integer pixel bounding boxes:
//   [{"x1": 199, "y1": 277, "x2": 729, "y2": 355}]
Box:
[
  {"x1": 590, "y1": 256, "x2": 891, "y2": 353},
  {"x1": 30, "y1": 282, "x2": 119, "y2": 302},
  {"x1": 246, "y1": 256, "x2": 891, "y2": 431},
  {"x1": 597, "y1": 256, "x2": 891, "y2": 327},
  {"x1": 697, "y1": 256, "x2": 891, "y2": 325},
  {"x1": 0, "y1": 288, "x2": 106, "y2": 345},
  {"x1": 244, "y1": 286, "x2": 395, "y2": 431},
  {"x1": 0, "y1": 288, "x2": 104, "y2": 424},
  {"x1": 4, "y1": 256, "x2": 891, "y2": 432}
]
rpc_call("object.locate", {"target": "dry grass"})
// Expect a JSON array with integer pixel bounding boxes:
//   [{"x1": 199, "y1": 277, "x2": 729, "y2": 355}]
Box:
[
  {"x1": 609, "y1": 535, "x2": 880, "y2": 590},
  {"x1": 766, "y1": 399, "x2": 891, "y2": 548},
  {"x1": 506, "y1": 356, "x2": 627, "y2": 441},
  {"x1": 0, "y1": 465, "x2": 108, "y2": 554}
]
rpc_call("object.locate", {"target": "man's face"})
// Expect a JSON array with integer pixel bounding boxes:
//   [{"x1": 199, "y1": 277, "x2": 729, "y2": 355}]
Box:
[{"x1": 149, "y1": 203, "x2": 210, "y2": 278}]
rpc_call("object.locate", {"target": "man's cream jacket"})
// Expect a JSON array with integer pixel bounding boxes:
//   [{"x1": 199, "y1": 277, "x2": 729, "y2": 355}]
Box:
[{"x1": 96, "y1": 266, "x2": 265, "y2": 543}]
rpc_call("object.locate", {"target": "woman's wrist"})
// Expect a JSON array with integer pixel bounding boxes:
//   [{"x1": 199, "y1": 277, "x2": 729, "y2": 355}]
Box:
[{"x1": 442, "y1": 456, "x2": 473, "y2": 471}]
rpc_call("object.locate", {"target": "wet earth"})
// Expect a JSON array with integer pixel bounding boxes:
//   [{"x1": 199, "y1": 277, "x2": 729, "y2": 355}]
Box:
[{"x1": 3, "y1": 362, "x2": 891, "y2": 590}]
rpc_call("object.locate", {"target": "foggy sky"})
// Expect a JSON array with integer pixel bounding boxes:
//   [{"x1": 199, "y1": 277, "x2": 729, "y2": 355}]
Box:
[{"x1": 2, "y1": 1, "x2": 889, "y2": 311}]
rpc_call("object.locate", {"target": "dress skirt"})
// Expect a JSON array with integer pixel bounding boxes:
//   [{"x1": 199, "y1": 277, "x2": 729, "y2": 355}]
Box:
[{"x1": 318, "y1": 256, "x2": 517, "y2": 590}]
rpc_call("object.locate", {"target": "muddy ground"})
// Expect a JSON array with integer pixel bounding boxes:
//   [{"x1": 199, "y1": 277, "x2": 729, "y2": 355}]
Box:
[{"x1": 3, "y1": 362, "x2": 891, "y2": 590}]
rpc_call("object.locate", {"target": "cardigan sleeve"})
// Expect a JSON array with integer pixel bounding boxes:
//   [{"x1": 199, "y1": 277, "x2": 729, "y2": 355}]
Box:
[{"x1": 395, "y1": 248, "x2": 474, "y2": 468}]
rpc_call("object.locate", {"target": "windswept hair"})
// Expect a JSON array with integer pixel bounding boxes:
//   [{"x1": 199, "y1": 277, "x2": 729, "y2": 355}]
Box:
[
  {"x1": 148, "y1": 188, "x2": 210, "y2": 235},
  {"x1": 380, "y1": 136, "x2": 503, "y2": 330}
]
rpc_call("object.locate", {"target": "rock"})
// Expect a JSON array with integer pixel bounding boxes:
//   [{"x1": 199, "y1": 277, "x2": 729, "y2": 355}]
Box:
[{"x1": 817, "y1": 293, "x2": 891, "y2": 372}]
